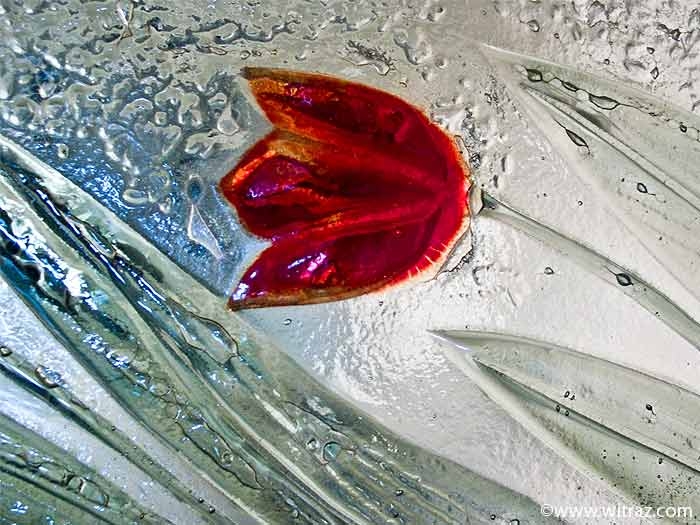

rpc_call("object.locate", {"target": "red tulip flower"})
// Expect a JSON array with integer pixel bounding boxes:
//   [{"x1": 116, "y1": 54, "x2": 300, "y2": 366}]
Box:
[{"x1": 220, "y1": 68, "x2": 470, "y2": 309}]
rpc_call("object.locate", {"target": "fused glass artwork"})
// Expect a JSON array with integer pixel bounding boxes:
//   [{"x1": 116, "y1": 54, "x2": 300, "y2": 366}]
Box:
[
  {"x1": 0, "y1": 1, "x2": 699, "y2": 524},
  {"x1": 220, "y1": 67, "x2": 470, "y2": 309}
]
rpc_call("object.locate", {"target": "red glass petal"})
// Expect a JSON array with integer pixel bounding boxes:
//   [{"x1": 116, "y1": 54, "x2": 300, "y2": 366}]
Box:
[
  {"x1": 221, "y1": 130, "x2": 439, "y2": 239},
  {"x1": 220, "y1": 68, "x2": 470, "y2": 309}
]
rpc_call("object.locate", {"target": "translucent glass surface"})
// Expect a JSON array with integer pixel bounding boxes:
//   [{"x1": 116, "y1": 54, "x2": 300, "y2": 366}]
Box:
[{"x1": 0, "y1": 0, "x2": 699, "y2": 524}]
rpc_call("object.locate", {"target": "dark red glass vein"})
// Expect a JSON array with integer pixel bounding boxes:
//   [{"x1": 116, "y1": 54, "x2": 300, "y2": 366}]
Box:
[{"x1": 220, "y1": 67, "x2": 471, "y2": 309}]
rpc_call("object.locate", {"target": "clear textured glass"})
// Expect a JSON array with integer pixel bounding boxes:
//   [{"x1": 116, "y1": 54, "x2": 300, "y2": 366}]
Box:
[{"x1": 0, "y1": 0, "x2": 699, "y2": 524}]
